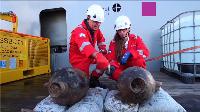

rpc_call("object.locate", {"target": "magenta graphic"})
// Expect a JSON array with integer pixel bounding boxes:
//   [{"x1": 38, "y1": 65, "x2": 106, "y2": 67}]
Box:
[{"x1": 142, "y1": 2, "x2": 156, "y2": 16}]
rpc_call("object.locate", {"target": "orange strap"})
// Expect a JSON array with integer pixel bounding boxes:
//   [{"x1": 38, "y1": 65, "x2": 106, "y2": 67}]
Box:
[{"x1": 146, "y1": 45, "x2": 200, "y2": 62}]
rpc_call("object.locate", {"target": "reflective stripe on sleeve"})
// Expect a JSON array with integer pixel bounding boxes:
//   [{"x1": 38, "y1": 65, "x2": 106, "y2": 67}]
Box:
[
  {"x1": 98, "y1": 42, "x2": 106, "y2": 46},
  {"x1": 79, "y1": 42, "x2": 91, "y2": 51}
]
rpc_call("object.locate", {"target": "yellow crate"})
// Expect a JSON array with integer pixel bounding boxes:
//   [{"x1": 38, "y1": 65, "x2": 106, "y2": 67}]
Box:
[{"x1": 0, "y1": 30, "x2": 51, "y2": 84}]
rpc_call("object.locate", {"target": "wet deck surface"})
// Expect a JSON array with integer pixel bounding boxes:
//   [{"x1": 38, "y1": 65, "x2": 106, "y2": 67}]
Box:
[
  {"x1": 152, "y1": 72, "x2": 200, "y2": 112},
  {"x1": 1, "y1": 72, "x2": 200, "y2": 112},
  {"x1": 0, "y1": 74, "x2": 50, "y2": 112}
]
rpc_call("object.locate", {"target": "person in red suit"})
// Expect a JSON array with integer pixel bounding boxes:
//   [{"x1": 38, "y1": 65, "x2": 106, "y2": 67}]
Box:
[
  {"x1": 69, "y1": 4, "x2": 109, "y2": 88},
  {"x1": 106, "y1": 15, "x2": 150, "y2": 81}
]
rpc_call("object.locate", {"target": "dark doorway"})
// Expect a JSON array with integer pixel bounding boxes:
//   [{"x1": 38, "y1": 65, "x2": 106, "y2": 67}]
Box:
[{"x1": 40, "y1": 8, "x2": 68, "y2": 72}]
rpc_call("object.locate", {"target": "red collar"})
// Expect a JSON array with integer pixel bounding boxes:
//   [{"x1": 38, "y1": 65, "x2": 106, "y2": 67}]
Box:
[{"x1": 81, "y1": 20, "x2": 88, "y2": 30}]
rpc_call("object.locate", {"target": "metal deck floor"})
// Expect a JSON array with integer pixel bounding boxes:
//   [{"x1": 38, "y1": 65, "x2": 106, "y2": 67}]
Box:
[{"x1": 1, "y1": 72, "x2": 200, "y2": 112}]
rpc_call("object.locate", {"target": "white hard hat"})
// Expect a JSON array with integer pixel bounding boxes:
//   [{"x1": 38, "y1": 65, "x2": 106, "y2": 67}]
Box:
[
  {"x1": 114, "y1": 15, "x2": 131, "y2": 30},
  {"x1": 86, "y1": 4, "x2": 104, "y2": 22}
]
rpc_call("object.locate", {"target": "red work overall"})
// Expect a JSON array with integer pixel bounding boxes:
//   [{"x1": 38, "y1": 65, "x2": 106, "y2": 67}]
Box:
[
  {"x1": 106, "y1": 34, "x2": 150, "y2": 80},
  {"x1": 69, "y1": 20, "x2": 107, "y2": 78}
]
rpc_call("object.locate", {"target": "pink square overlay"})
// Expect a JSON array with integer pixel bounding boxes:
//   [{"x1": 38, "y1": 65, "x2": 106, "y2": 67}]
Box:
[{"x1": 142, "y1": 2, "x2": 156, "y2": 16}]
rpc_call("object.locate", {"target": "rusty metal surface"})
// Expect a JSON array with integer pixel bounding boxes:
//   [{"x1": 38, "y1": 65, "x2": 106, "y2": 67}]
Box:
[
  {"x1": 47, "y1": 67, "x2": 89, "y2": 106},
  {"x1": 117, "y1": 67, "x2": 161, "y2": 104}
]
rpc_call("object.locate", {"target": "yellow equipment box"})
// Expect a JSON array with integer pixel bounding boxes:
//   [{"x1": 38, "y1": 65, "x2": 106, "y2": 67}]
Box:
[{"x1": 0, "y1": 30, "x2": 51, "y2": 84}]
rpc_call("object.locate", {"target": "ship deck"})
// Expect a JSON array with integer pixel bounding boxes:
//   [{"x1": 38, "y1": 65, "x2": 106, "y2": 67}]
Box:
[{"x1": 1, "y1": 71, "x2": 200, "y2": 112}]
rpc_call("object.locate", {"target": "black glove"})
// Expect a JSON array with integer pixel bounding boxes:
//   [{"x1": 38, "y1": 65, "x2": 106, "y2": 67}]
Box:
[
  {"x1": 89, "y1": 76, "x2": 107, "y2": 89},
  {"x1": 89, "y1": 76, "x2": 100, "y2": 88},
  {"x1": 106, "y1": 65, "x2": 116, "y2": 77}
]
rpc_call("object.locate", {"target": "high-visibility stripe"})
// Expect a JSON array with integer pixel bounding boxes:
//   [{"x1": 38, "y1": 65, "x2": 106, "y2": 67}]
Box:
[
  {"x1": 79, "y1": 42, "x2": 91, "y2": 51},
  {"x1": 98, "y1": 42, "x2": 106, "y2": 46}
]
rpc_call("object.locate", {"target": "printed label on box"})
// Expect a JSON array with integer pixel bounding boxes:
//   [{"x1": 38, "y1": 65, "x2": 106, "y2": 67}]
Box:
[
  {"x1": 9, "y1": 58, "x2": 16, "y2": 69},
  {"x1": 0, "y1": 60, "x2": 7, "y2": 68}
]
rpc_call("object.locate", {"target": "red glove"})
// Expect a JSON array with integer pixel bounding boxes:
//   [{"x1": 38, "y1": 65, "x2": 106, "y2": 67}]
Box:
[
  {"x1": 98, "y1": 45, "x2": 107, "y2": 55},
  {"x1": 110, "y1": 61, "x2": 120, "y2": 68},
  {"x1": 96, "y1": 53, "x2": 109, "y2": 70}
]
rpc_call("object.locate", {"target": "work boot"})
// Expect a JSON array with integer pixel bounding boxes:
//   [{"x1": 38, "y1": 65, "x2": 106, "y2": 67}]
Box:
[
  {"x1": 89, "y1": 76, "x2": 100, "y2": 88},
  {"x1": 89, "y1": 76, "x2": 107, "y2": 89}
]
